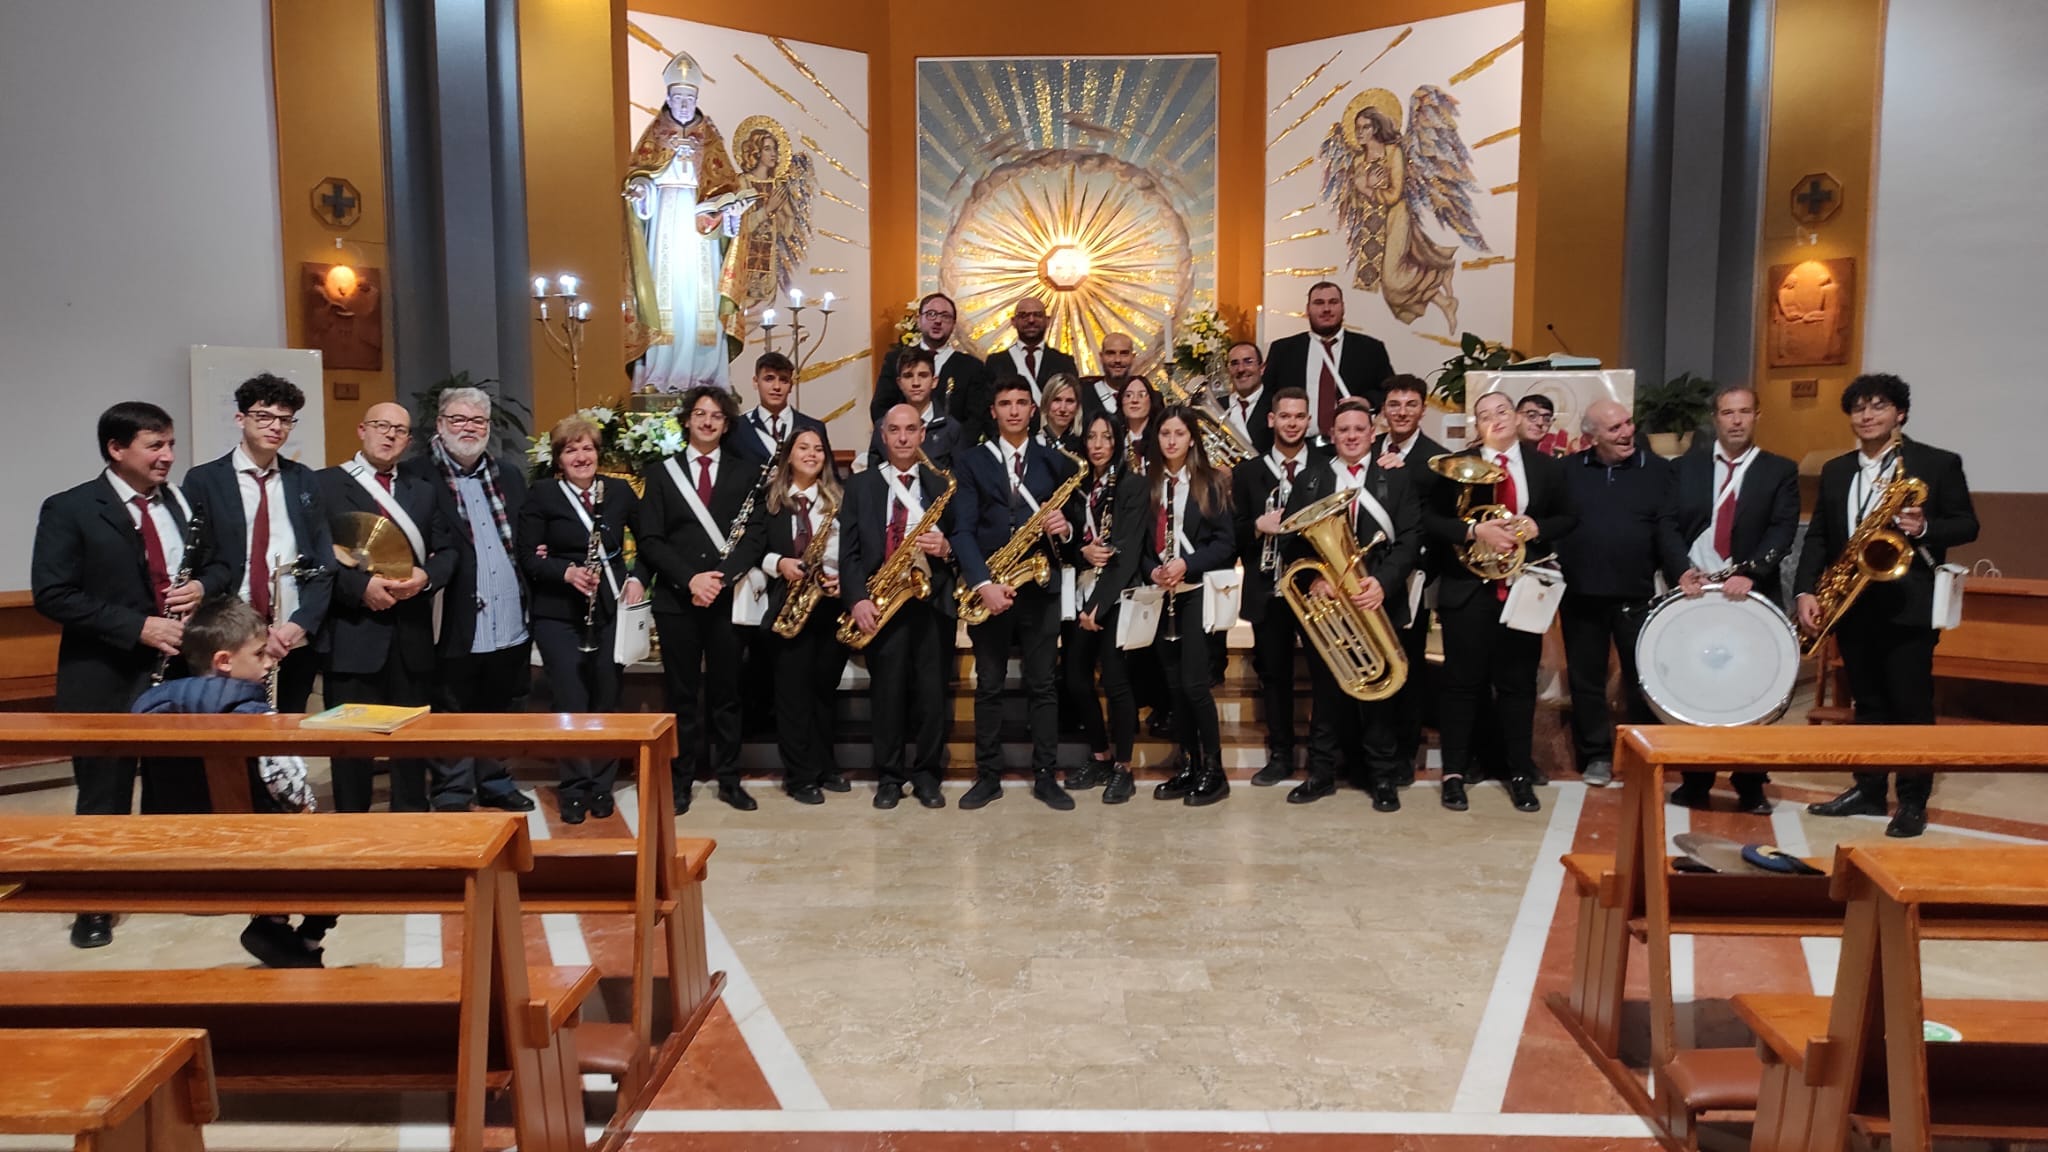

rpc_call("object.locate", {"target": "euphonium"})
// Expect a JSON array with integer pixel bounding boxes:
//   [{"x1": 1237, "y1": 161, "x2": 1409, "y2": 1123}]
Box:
[
  {"x1": 1427, "y1": 453, "x2": 1526, "y2": 581},
  {"x1": 1278, "y1": 489, "x2": 1408, "y2": 701},
  {"x1": 835, "y1": 453, "x2": 955, "y2": 651},
  {"x1": 1798, "y1": 449, "x2": 1926, "y2": 658},
  {"x1": 955, "y1": 448, "x2": 1089, "y2": 626},
  {"x1": 1177, "y1": 375, "x2": 1257, "y2": 469},
  {"x1": 771, "y1": 496, "x2": 839, "y2": 638}
]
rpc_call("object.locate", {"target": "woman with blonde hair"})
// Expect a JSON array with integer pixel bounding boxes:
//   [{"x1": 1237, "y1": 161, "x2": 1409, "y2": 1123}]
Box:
[{"x1": 1038, "y1": 374, "x2": 1084, "y2": 454}]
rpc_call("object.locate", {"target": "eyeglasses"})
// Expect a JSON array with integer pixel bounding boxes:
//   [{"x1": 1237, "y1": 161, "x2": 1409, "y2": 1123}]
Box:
[
  {"x1": 363, "y1": 420, "x2": 411, "y2": 437},
  {"x1": 244, "y1": 412, "x2": 299, "y2": 429},
  {"x1": 920, "y1": 310, "x2": 955, "y2": 321},
  {"x1": 440, "y1": 415, "x2": 490, "y2": 430}
]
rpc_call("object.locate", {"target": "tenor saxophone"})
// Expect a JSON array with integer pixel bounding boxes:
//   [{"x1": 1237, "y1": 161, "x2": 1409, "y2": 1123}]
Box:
[
  {"x1": 1799, "y1": 448, "x2": 1926, "y2": 658},
  {"x1": 770, "y1": 496, "x2": 839, "y2": 638},
  {"x1": 834, "y1": 453, "x2": 955, "y2": 650},
  {"x1": 955, "y1": 449, "x2": 1089, "y2": 626}
]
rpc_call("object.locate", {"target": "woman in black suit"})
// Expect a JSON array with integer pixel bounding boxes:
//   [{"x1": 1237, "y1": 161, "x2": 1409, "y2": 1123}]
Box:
[
  {"x1": 725, "y1": 428, "x2": 848, "y2": 804},
  {"x1": 517, "y1": 415, "x2": 647, "y2": 824},
  {"x1": 1119, "y1": 375, "x2": 1165, "y2": 476},
  {"x1": 1038, "y1": 375, "x2": 1085, "y2": 454},
  {"x1": 1143, "y1": 407, "x2": 1237, "y2": 806},
  {"x1": 1061, "y1": 413, "x2": 1149, "y2": 803}
]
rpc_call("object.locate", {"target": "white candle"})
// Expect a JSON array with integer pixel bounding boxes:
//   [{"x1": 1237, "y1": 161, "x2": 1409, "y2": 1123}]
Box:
[
  {"x1": 558, "y1": 274, "x2": 579, "y2": 298},
  {"x1": 532, "y1": 276, "x2": 548, "y2": 299},
  {"x1": 790, "y1": 288, "x2": 804, "y2": 308},
  {"x1": 821, "y1": 292, "x2": 836, "y2": 312},
  {"x1": 574, "y1": 301, "x2": 591, "y2": 321},
  {"x1": 762, "y1": 309, "x2": 778, "y2": 327}
]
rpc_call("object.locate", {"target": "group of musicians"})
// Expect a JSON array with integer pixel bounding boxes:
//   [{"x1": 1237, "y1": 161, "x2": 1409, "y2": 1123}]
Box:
[{"x1": 32, "y1": 285, "x2": 1981, "y2": 945}]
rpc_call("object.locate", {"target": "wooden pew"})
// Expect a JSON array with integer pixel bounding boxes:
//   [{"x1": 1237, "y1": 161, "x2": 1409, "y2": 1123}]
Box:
[
  {"x1": 0, "y1": 813, "x2": 568, "y2": 1152},
  {"x1": 0, "y1": 713, "x2": 718, "y2": 1152},
  {"x1": 0, "y1": 1028, "x2": 217, "y2": 1152},
  {"x1": 1546, "y1": 725, "x2": 2048, "y2": 1149},
  {"x1": 1736, "y1": 843, "x2": 2048, "y2": 1152}
]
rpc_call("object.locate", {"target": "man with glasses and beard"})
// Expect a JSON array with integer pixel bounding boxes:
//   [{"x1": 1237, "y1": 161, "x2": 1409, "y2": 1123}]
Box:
[{"x1": 873, "y1": 292, "x2": 991, "y2": 446}]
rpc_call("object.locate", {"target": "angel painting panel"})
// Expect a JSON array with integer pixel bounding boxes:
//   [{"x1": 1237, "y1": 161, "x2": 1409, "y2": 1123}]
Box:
[
  {"x1": 721, "y1": 115, "x2": 815, "y2": 312},
  {"x1": 1319, "y1": 86, "x2": 1487, "y2": 337}
]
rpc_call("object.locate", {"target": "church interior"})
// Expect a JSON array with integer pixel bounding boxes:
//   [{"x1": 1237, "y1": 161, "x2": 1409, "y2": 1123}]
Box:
[{"x1": 1, "y1": 1, "x2": 2046, "y2": 1150}]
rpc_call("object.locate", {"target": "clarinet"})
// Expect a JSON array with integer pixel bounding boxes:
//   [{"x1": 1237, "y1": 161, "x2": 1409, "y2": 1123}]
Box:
[
  {"x1": 579, "y1": 479, "x2": 607, "y2": 653},
  {"x1": 152, "y1": 507, "x2": 205, "y2": 686},
  {"x1": 1162, "y1": 478, "x2": 1182, "y2": 643},
  {"x1": 722, "y1": 439, "x2": 788, "y2": 557}
]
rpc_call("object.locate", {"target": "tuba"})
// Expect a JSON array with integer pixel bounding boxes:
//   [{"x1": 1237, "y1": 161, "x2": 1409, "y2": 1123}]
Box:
[
  {"x1": 1799, "y1": 448, "x2": 1926, "y2": 658},
  {"x1": 1164, "y1": 374, "x2": 1256, "y2": 469},
  {"x1": 1278, "y1": 489, "x2": 1408, "y2": 701},
  {"x1": 835, "y1": 453, "x2": 955, "y2": 650},
  {"x1": 1427, "y1": 453, "x2": 1527, "y2": 581}
]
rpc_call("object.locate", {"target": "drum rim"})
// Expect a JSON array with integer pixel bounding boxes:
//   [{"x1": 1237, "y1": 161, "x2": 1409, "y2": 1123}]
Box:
[{"x1": 1635, "y1": 586, "x2": 1799, "y2": 728}]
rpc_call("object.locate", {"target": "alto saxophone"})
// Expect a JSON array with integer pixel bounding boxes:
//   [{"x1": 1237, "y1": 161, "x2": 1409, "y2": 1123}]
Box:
[
  {"x1": 834, "y1": 453, "x2": 956, "y2": 651},
  {"x1": 955, "y1": 448, "x2": 1089, "y2": 626},
  {"x1": 152, "y1": 507, "x2": 205, "y2": 686},
  {"x1": 770, "y1": 496, "x2": 839, "y2": 638},
  {"x1": 1799, "y1": 448, "x2": 1926, "y2": 658}
]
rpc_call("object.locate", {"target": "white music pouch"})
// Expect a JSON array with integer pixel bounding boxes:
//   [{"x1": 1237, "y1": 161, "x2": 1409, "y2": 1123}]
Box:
[
  {"x1": 614, "y1": 600, "x2": 654, "y2": 665},
  {"x1": 1202, "y1": 569, "x2": 1244, "y2": 632},
  {"x1": 1500, "y1": 566, "x2": 1565, "y2": 634},
  {"x1": 1060, "y1": 567, "x2": 1078, "y2": 622},
  {"x1": 1931, "y1": 562, "x2": 1967, "y2": 630},
  {"x1": 1116, "y1": 586, "x2": 1165, "y2": 649},
  {"x1": 731, "y1": 568, "x2": 770, "y2": 626}
]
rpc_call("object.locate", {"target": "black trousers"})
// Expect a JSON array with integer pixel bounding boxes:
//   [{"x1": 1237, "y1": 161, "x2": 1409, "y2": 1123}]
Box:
[
  {"x1": 1307, "y1": 655, "x2": 1401, "y2": 786},
  {"x1": 432, "y1": 643, "x2": 530, "y2": 809},
  {"x1": 968, "y1": 582, "x2": 1060, "y2": 775},
  {"x1": 70, "y1": 664, "x2": 206, "y2": 816},
  {"x1": 737, "y1": 613, "x2": 777, "y2": 736},
  {"x1": 273, "y1": 645, "x2": 320, "y2": 714},
  {"x1": 657, "y1": 594, "x2": 743, "y2": 790},
  {"x1": 532, "y1": 615, "x2": 624, "y2": 800},
  {"x1": 1560, "y1": 594, "x2": 1656, "y2": 769},
  {"x1": 1156, "y1": 589, "x2": 1223, "y2": 760},
  {"x1": 1389, "y1": 605, "x2": 1433, "y2": 766},
  {"x1": 1250, "y1": 601, "x2": 1305, "y2": 758},
  {"x1": 1838, "y1": 617, "x2": 1939, "y2": 805},
  {"x1": 326, "y1": 651, "x2": 433, "y2": 813},
  {"x1": 1064, "y1": 604, "x2": 1136, "y2": 761},
  {"x1": 866, "y1": 598, "x2": 949, "y2": 785},
  {"x1": 1437, "y1": 591, "x2": 1543, "y2": 781},
  {"x1": 774, "y1": 612, "x2": 848, "y2": 787}
]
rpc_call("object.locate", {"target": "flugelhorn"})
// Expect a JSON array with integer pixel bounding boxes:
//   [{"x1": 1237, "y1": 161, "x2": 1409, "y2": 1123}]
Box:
[{"x1": 1278, "y1": 489, "x2": 1408, "y2": 701}]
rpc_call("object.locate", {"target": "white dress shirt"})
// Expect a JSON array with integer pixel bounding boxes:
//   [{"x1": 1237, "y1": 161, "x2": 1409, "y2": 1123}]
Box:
[
  {"x1": 761, "y1": 482, "x2": 839, "y2": 577},
  {"x1": 741, "y1": 406, "x2": 793, "y2": 456},
  {"x1": 1847, "y1": 445, "x2": 1899, "y2": 532},
  {"x1": 1379, "y1": 429, "x2": 1423, "y2": 462},
  {"x1": 1689, "y1": 442, "x2": 1759, "y2": 571},
  {"x1": 233, "y1": 446, "x2": 298, "y2": 604},
  {"x1": 1303, "y1": 330, "x2": 1346, "y2": 429},
  {"x1": 1228, "y1": 386, "x2": 1265, "y2": 442},
  {"x1": 1484, "y1": 440, "x2": 1529, "y2": 515},
  {"x1": 1005, "y1": 344, "x2": 1048, "y2": 401},
  {"x1": 105, "y1": 470, "x2": 187, "y2": 584}
]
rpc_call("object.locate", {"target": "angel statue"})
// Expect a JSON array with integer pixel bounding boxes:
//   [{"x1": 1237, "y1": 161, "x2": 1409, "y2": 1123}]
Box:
[
  {"x1": 1319, "y1": 86, "x2": 1487, "y2": 337},
  {"x1": 720, "y1": 116, "x2": 815, "y2": 312},
  {"x1": 623, "y1": 49, "x2": 760, "y2": 393}
]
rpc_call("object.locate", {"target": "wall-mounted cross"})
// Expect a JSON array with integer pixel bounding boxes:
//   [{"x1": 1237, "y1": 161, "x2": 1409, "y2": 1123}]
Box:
[
  {"x1": 1795, "y1": 178, "x2": 1835, "y2": 218},
  {"x1": 320, "y1": 180, "x2": 358, "y2": 221}
]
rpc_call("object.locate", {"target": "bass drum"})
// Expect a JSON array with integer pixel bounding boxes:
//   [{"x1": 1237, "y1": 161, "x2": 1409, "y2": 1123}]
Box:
[{"x1": 1635, "y1": 587, "x2": 1800, "y2": 726}]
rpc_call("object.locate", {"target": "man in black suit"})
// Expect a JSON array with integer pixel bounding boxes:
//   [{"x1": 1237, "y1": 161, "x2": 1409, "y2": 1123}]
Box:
[
  {"x1": 1423, "y1": 390, "x2": 1577, "y2": 814},
  {"x1": 991, "y1": 295, "x2": 1079, "y2": 402},
  {"x1": 184, "y1": 373, "x2": 334, "y2": 713},
  {"x1": 1233, "y1": 387, "x2": 1321, "y2": 786},
  {"x1": 1262, "y1": 281, "x2": 1396, "y2": 436},
  {"x1": 1372, "y1": 375, "x2": 1448, "y2": 778},
  {"x1": 32, "y1": 402, "x2": 215, "y2": 948},
  {"x1": 318, "y1": 402, "x2": 456, "y2": 814},
  {"x1": 1280, "y1": 397, "x2": 1423, "y2": 811},
  {"x1": 400, "y1": 386, "x2": 535, "y2": 814},
  {"x1": 840, "y1": 403, "x2": 958, "y2": 810},
  {"x1": 1554, "y1": 399, "x2": 1688, "y2": 789},
  {"x1": 868, "y1": 347, "x2": 964, "y2": 469},
  {"x1": 1669, "y1": 383, "x2": 1799, "y2": 811},
  {"x1": 639, "y1": 384, "x2": 765, "y2": 813},
  {"x1": 729, "y1": 351, "x2": 829, "y2": 466},
  {"x1": 872, "y1": 292, "x2": 992, "y2": 447},
  {"x1": 952, "y1": 379, "x2": 1081, "y2": 812},
  {"x1": 1221, "y1": 341, "x2": 1276, "y2": 457},
  {"x1": 1077, "y1": 333, "x2": 1140, "y2": 423},
  {"x1": 1795, "y1": 374, "x2": 1977, "y2": 838}
]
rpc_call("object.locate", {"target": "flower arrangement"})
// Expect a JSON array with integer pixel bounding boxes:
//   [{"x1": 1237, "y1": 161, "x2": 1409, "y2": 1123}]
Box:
[
  {"x1": 526, "y1": 402, "x2": 681, "y2": 479},
  {"x1": 895, "y1": 299, "x2": 922, "y2": 347},
  {"x1": 1172, "y1": 307, "x2": 1233, "y2": 378}
]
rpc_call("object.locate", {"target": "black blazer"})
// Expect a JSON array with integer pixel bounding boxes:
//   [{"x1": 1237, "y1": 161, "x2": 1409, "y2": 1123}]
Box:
[
  {"x1": 1672, "y1": 446, "x2": 1799, "y2": 601},
  {"x1": 989, "y1": 342, "x2": 1080, "y2": 393},
  {"x1": 1422, "y1": 445, "x2": 1578, "y2": 610},
  {"x1": 315, "y1": 464, "x2": 458, "y2": 677},
  {"x1": 31, "y1": 477, "x2": 212, "y2": 709},
  {"x1": 947, "y1": 439, "x2": 1082, "y2": 590},
  {"x1": 516, "y1": 477, "x2": 648, "y2": 624},
  {"x1": 635, "y1": 448, "x2": 764, "y2": 616},
  {"x1": 836, "y1": 461, "x2": 958, "y2": 619},
  {"x1": 725, "y1": 485, "x2": 843, "y2": 621},
  {"x1": 873, "y1": 346, "x2": 993, "y2": 446},
  {"x1": 1794, "y1": 438, "x2": 1978, "y2": 629},
  {"x1": 1262, "y1": 330, "x2": 1397, "y2": 419},
  {"x1": 399, "y1": 452, "x2": 529, "y2": 658},
  {"x1": 1231, "y1": 446, "x2": 1331, "y2": 623},
  {"x1": 724, "y1": 406, "x2": 831, "y2": 468},
  {"x1": 1062, "y1": 466, "x2": 1150, "y2": 617},
  {"x1": 1219, "y1": 386, "x2": 1278, "y2": 458},
  {"x1": 1076, "y1": 377, "x2": 1123, "y2": 427},
  {"x1": 868, "y1": 413, "x2": 965, "y2": 472},
  {"x1": 1140, "y1": 470, "x2": 1237, "y2": 588},
  {"x1": 1280, "y1": 457, "x2": 1425, "y2": 629},
  {"x1": 184, "y1": 452, "x2": 335, "y2": 635}
]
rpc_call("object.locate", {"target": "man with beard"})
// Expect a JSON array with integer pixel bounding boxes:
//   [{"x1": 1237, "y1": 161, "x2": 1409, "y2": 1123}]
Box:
[
  {"x1": 1263, "y1": 281, "x2": 1395, "y2": 436},
  {"x1": 1079, "y1": 333, "x2": 1140, "y2": 424},
  {"x1": 995, "y1": 296, "x2": 1078, "y2": 402},
  {"x1": 872, "y1": 292, "x2": 991, "y2": 445},
  {"x1": 1220, "y1": 341, "x2": 1274, "y2": 456}
]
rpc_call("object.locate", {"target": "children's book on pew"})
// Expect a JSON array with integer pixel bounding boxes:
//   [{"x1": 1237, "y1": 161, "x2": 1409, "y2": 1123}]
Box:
[{"x1": 300, "y1": 704, "x2": 430, "y2": 733}]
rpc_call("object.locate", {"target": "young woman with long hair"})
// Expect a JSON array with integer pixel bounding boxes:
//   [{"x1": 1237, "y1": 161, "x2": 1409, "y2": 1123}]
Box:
[
  {"x1": 1060, "y1": 412, "x2": 1150, "y2": 802},
  {"x1": 1142, "y1": 407, "x2": 1237, "y2": 805}
]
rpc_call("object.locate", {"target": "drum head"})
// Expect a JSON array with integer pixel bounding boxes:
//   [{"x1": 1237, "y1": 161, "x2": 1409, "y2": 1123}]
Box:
[{"x1": 1636, "y1": 591, "x2": 1800, "y2": 726}]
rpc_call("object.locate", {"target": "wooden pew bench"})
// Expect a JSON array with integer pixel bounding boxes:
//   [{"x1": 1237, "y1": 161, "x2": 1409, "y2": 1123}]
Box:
[{"x1": 0, "y1": 1027, "x2": 217, "y2": 1152}]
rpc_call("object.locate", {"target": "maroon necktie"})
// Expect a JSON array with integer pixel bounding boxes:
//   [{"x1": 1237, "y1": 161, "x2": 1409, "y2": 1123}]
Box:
[
  {"x1": 1713, "y1": 457, "x2": 1737, "y2": 558},
  {"x1": 792, "y1": 494, "x2": 813, "y2": 555},
  {"x1": 1317, "y1": 338, "x2": 1339, "y2": 434},
  {"x1": 1347, "y1": 463, "x2": 1364, "y2": 533},
  {"x1": 376, "y1": 471, "x2": 394, "y2": 493},
  {"x1": 1025, "y1": 346, "x2": 1038, "y2": 378},
  {"x1": 132, "y1": 495, "x2": 169, "y2": 613},
  {"x1": 695, "y1": 454, "x2": 714, "y2": 507},
  {"x1": 246, "y1": 468, "x2": 273, "y2": 619},
  {"x1": 580, "y1": 486, "x2": 595, "y2": 516},
  {"x1": 887, "y1": 473, "x2": 913, "y2": 553}
]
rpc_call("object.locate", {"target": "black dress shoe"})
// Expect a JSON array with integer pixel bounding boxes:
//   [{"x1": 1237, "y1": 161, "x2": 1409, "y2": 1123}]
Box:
[
  {"x1": 717, "y1": 782, "x2": 758, "y2": 811},
  {"x1": 674, "y1": 787, "x2": 691, "y2": 816},
  {"x1": 1185, "y1": 759, "x2": 1229, "y2": 807},
  {"x1": 1441, "y1": 776, "x2": 1469, "y2": 811},
  {"x1": 558, "y1": 795, "x2": 588, "y2": 825},
  {"x1": 477, "y1": 789, "x2": 536, "y2": 812},
  {"x1": 912, "y1": 780, "x2": 946, "y2": 809},
  {"x1": 873, "y1": 782, "x2": 903, "y2": 809},
  {"x1": 1886, "y1": 803, "x2": 1928, "y2": 838},
  {"x1": 960, "y1": 775, "x2": 1003, "y2": 810},
  {"x1": 1251, "y1": 755, "x2": 1294, "y2": 787},
  {"x1": 240, "y1": 916, "x2": 321, "y2": 968},
  {"x1": 1103, "y1": 766, "x2": 1135, "y2": 804},
  {"x1": 1147, "y1": 709, "x2": 1174, "y2": 737},
  {"x1": 1507, "y1": 776, "x2": 1541, "y2": 813},
  {"x1": 1287, "y1": 776, "x2": 1337, "y2": 804},
  {"x1": 1370, "y1": 780, "x2": 1401, "y2": 813},
  {"x1": 1808, "y1": 785, "x2": 1887, "y2": 819},
  {"x1": 1153, "y1": 761, "x2": 1197, "y2": 801},
  {"x1": 1668, "y1": 784, "x2": 1713, "y2": 810},
  {"x1": 1733, "y1": 786, "x2": 1773, "y2": 816},
  {"x1": 590, "y1": 791, "x2": 616, "y2": 819},
  {"x1": 69, "y1": 913, "x2": 112, "y2": 950},
  {"x1": 787, "y1": 784, "x2": 825, "y2": 806},
  {"x1": 1065, "y1": 762, "x2": 1108, "y2": 791},
  {"x1": 820, "y1": 774, "x2": 852, "y2": 794},
  {"x1": 1033, "y1": 771, "x2": 1077, "y2": 810}
]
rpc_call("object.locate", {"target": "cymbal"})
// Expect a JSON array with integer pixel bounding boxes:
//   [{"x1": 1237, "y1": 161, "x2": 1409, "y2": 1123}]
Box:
[{"x1": 331, "y1": 512, "x2": 414, "y2": 579}]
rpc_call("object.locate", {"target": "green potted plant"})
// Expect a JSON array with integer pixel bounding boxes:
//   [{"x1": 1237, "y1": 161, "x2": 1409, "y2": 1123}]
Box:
[
  {"x1": 1429, "y1": 332, "x2": 1521, "y2": 412},
  {"x1": 1634, "y1": 371, "x2": 1716, "y2": 457}
]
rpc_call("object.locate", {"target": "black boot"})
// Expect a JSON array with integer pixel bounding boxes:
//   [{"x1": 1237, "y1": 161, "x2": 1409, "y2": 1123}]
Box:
[
  {"x1": 1186, "y1": 750, "x2": 1229, "y2": 806},
  {"x1": 1066, "y1": 760, "x2": 1109, "y2": 791},
  {"x1": 1154, "y1": 749, "x2": 1198, "y2": 800},
  {"x1": 1033, "y1": 769, "x2": 1076, "y2": 810},
  {"x1": 1103, "y1": 764, "x2": 1135, "y2": 804},
  {"x1": 960, "y1": 773, "x2": 1003, "y2": 810}
]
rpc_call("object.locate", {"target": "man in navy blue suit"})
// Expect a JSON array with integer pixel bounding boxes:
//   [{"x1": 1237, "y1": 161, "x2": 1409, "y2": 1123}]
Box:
[
  {"x1": 950, "y1": 378, "x2": 1081, "y2": 812},
  {"x1": 727, "y1": 351, "x2": 829, "y2": 467}
]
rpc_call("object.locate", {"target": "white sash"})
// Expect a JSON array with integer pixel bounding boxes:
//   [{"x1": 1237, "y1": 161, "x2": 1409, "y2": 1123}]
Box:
[
  {"x1": 557, "y1": 480, "x2": 622, "y2": 603},
  {"x1": 662, "y1": 454, "x2": 732, "y2": 551},
  {"x1": 988, "y1": 441, "x2": 1042, "y2": 513},
  {"x1": 881, "y1": 465, "x2": 934, "y2": 578},
  {"x1": 341, "y1": 456, "x2": 427, "y2": 562},
  {"x1": 1352, "y1": 485, "x2": 1397, "y2": 543}
]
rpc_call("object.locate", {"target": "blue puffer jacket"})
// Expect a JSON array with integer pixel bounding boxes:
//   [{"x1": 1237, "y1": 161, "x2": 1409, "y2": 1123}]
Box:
[{"x1": 132, "y1": 674, "x2": 272, "y2": 717}]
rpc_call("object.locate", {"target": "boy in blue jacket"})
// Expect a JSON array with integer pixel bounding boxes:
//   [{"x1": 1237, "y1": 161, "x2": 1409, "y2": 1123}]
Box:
[{"x1": 132, "y1": 595, "x2": 330, "y2": 967}]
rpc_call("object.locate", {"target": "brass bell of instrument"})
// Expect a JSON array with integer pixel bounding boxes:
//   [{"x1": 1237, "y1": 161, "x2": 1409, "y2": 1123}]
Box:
[
  {"x1": 1427, "y1": 452, "x2": 1525, "y2": 581},
  {"x1": 1277, "y1": 488, "x2": 1408, "y2": 702}
]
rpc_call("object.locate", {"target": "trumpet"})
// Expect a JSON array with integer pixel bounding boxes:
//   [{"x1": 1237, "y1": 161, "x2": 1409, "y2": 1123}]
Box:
[
  {"x1": 153, "y1": 507, "x2": 205, "y2": 686},
  {"x1": 1278, "y1": 489, "x2": 1408, "y2": 701},
  {"x1": 1427, "y1": 453, "x2": 1528, "y2": 581},
  {"x1": 1259, "y1": 485, "x2": 1284, "y2": 575}
]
